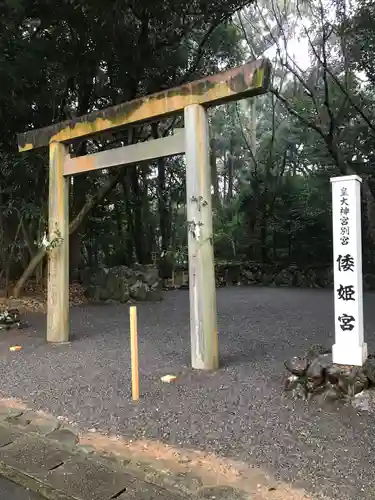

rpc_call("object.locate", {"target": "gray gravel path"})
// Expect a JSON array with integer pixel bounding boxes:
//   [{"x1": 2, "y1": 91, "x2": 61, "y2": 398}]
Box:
[{"x1": 0, "y1": 287, "x2": 374, "y2": 500}]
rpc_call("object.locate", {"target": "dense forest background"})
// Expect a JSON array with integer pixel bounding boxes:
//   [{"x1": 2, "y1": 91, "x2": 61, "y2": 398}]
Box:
[{"x1": 1, "y1": 0, "x2": 375, "y2": 295}]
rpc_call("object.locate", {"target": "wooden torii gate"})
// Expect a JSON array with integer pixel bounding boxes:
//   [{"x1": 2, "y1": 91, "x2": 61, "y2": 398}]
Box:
[{"x1": 17, "y1": 58, "x2": 271, "y2": 370}]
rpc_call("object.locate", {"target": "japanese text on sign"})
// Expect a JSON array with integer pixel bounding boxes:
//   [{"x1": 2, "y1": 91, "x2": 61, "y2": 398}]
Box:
[
  {"x1": 336, "y1": 254, "x2": 354, "y2": 272},
  {"x1": 336, "y1": 254, "x2": 356, "y2": 330},
  {"x1": 338, "y1": 313, "x2": 355, "y2": 331},
  {"x1": 340, "y1": 187, "x2": 350, "y2": 245}
]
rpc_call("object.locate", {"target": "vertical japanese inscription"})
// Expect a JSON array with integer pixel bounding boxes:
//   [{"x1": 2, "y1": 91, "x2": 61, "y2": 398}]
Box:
[
  {"x1": 336, "y1": 186, "x2": 356, "y2": 331},
  {"x1": 340, "y1": 187, "x2": 350, "y2": 245}
]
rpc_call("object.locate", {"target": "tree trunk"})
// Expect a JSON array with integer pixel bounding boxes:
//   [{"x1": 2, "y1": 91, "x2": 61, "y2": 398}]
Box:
[
  {"x1": 141, "y1": 165, "x2": 154, "y2": 259},
  {"x1": 260, "y1": 215, "x2": 268, "y2": 264},
  {"x1": 362, "y1": 178, "x2": 375, "y2": 247},
  {"x1": 157, "y1": 157, "x2": 169, "y2": 253},
  {"x1": 69, "y1": 230, "x2": 83, "y2": 278},
  {"x1": 210, "y1": 139, "x2": 220, "y2": 207},
  {"x1": 121, "y1": 171, "x2": 135, "y2": 265},
  {"x1": 130, "y1": 165, "x2": 151, "y2": 264},
  {"x1": 273, "y1": 231, "x2": 277, "y2": 261},
  {"x1": 13, "y1": 170, "x2": 123, "y2": 298},
  {"x1": 227, "y1": 152, "x2": 234, "y2": 202},
  {"x1": 152, "y1": 123, "x2": 170, "y2": 253}
]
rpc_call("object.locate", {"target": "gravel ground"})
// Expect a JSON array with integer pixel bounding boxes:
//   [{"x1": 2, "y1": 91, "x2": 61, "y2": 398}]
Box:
[{"x1": 0, "y1": 287, "x2": 375, "y2": 500}]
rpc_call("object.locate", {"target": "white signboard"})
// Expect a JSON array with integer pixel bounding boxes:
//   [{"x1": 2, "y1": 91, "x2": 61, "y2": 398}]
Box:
[{"x1": 330, "y1": 175, "x2": 367, "y2": 366}]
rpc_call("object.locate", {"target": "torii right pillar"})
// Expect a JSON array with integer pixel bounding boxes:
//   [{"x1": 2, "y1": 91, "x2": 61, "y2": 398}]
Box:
[{"x1": 185, "y1": 104, "x2": 219, "y2": 370}]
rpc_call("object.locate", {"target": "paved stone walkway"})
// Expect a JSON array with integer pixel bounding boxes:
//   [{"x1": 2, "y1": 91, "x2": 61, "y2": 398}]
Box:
[
  {"x1": 0, "y1": 475, "x2": 45, "y2": 499},
  {"x1": 0, "y1": 402, "x2": 259, "y2": 500}
]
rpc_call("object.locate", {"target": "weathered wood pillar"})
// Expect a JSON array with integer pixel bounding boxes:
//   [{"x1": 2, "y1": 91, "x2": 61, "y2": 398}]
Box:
[
  {"x1": 47, "y1": 141, "x2": 69, "y2": 343},
  {"x1": 184, "y1": 104, "x2": 219, "y2": 370}
]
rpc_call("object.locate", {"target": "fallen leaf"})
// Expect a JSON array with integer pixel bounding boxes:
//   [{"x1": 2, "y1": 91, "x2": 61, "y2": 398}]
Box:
[
  {"x1": 161, "y1": 375, "x2": 177, "y2": 383},
  {"x1": 9, "y1": 345, "x2": 22, "y2": 352}
]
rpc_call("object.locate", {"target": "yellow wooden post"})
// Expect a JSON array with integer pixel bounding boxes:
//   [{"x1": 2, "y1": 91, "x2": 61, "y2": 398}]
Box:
[
  {"x1": 47, "y1": 141, "x2": 69, "y2": 343},
  {"x1": 129, "y1": 306, "x2": 140, "y2": 401}
]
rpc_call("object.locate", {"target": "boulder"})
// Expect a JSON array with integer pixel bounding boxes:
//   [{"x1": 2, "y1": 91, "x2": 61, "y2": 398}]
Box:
[
  {"x1": 225, "y1": 265, "x2": 241, "y2": 285},
  {"x1": 303, "y1": 269, "x2": 318, "y2": 288},
  {"x1": 284, "y1": 374, "x2": 299, "y2": 391},
  {"x1": 336, "y1": 367, "x2": 368, "y2": 397},
  {"x1": 0, "y1": 308, "x2": 22, "y2": 330},
  {"x1": 306, "y1": 353, "x2": 332, "y2": 377},
  {"x1": 363, "y1": 357, "x2": 375, "y2": 385},
  {"x1": 130, "y1": 281, "x2": 148, "y2": 301},
  {"x1": 305, "y1": 353, "x2": 332, "y2": 392},
  {"x1": 284, "y1": 346, "x2": 375, "y2": 407},
  {"x1": 306, "y1": 344, "x2": 331, "y2": 363},
  {"x1": 351, "y1": 390, "x2": 375, "y2": 412},
  {"x1": 83, "y1": 264, "x2": 162, "y2": 302},
  {"x1": 292, "y1": 383, "x2": 307, "y2": 399},
  {"x1": 326, "y1": 363, "x2": 342, "y2": 385},
  {"x1": 89, "y1": 267, "x2": 109, "y2": 287},
  {"x1": 291, "y1": 269, "x2": 304, "y2": 287},
  {"x1": 262, "y1": 273, "x2": 274, "y2": 286},
  {"x1": 84, "y1": 285, "x2": 101, "y2": 301},
  {"x1": 107, "y1": 269, "x2": 130, "y2": 302},
  {"x1": 146, "y1": 289, "x2": 163, "y2": 301},
  {"x1": 284, "y1": 356, "x2": 308, "y2": 376},
  {"x1": 140, "y1": 265, "x2": 159, "y2": 287},
  {"x1": 240, "y1": 268, "x2": 257, "y2": 285},
  {"x1": 274, "y1": 269, "x2": 293, "y2": 287},
  {"x1": 364, "y1": 274, "x2": 375, "y2": 291},
  {"x1": 315, "y1": 268, "x2": 333, "y2": 288}
]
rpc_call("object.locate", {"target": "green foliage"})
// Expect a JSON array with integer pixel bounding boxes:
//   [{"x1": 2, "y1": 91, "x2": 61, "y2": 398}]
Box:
[{"x1": 2, "y1": 0, "x2": 375, "y2": 289}]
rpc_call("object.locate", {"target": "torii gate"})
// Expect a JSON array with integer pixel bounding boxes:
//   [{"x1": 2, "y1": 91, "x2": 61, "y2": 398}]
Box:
[{"x1": 17, "y1": 58, "x2": 271, "y2": 370}]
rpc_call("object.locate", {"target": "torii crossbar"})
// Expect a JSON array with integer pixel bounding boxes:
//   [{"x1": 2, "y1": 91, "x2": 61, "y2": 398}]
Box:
[{"x1": 17, "y1": 58, "x2": 271, "y2": 370}]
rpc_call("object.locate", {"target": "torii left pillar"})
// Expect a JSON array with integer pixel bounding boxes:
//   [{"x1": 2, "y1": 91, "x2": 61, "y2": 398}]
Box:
[{"x1": 47, "y1": 141, "x2": 70, "y2": 343}]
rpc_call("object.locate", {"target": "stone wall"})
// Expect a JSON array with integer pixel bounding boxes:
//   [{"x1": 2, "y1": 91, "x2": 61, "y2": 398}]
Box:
[
  {"x1": 215, "y1": 263, "x2": 334, "y2": 289},
  {"x1": 167, "y1": 263, "x2": 335, "y2": 289},
  {"x1": 81, "y1": 262, "x2": 375, "y2": 301},
  {"x1": 216, "y1": 263, "x2": 375, "y2": 290},
  {"x1": 81, "y1": 265, "x2": 162, "y2": 302}
]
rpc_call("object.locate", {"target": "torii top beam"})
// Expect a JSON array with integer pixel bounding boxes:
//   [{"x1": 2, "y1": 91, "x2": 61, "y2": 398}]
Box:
[{"x1": 17, "y1": 58, "x2": 271, "y2": 152}]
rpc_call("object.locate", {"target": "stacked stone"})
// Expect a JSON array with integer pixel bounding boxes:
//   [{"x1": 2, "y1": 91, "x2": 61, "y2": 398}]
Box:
[
  {"x1": 82, "y1": 264, "x2": 162, "y2": 303},
  {"x1": 284, "y1": 344, "x2": 375, "y2": 402},
  {"x1": 0, "y1": 308, "x2": 22, "y2": 330}
]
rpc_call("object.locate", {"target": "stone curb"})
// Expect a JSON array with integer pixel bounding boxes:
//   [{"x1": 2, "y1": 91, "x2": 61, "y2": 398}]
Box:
[{"x1": 0, "y1": 404, "x2": 251, "y2": 500}]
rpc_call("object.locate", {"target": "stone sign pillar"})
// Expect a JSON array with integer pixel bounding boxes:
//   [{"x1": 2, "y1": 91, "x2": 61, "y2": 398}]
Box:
[{"x1": 330, "y1": 175, "x2": 367, "y2": 366}]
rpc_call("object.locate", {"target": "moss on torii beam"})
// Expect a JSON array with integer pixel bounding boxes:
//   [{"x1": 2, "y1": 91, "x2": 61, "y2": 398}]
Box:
[{"x1": 17, "y1": 58, "x2": 271, "y2": 152}]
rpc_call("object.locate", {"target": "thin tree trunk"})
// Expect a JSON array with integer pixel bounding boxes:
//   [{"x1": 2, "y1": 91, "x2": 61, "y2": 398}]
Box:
[
  {"x1": 260, "y1": 213, "x2": 268, "y2": 264},
  {"x1": 151, "y1": 123, "x2": 170, "y2": 253},
  {"x1": 13, "y1": 170, "x2": 123, "y2": 298},
  {"x1": 249, "y1": 98, "x2": 257, "y2": 164},
  {"x1": 130, "y1": 165, "x2": 151, "y2": 264},
  {"x1": 157, "y1": 157, "x2": 169, "y2": 253},
  {"x1": 210, "y1": 139, "x2": 220, "y2": 207},
  {"x1": 121, "y1": 171, "x2": 135, "y2": 265},
  {"x1": 227, "y1": 148, "x2": 234, "y2": 202},
  {"x1": 141, "y1": 165, "x2": 154, "y2": 260},
  {"x1": 362, "y1": 178, "x2": 375, "y2": 247}
]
